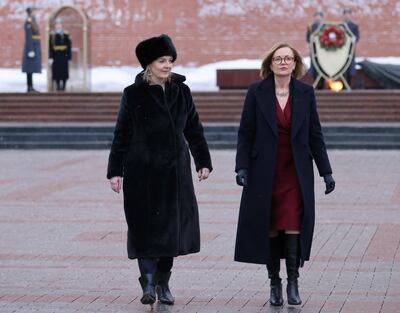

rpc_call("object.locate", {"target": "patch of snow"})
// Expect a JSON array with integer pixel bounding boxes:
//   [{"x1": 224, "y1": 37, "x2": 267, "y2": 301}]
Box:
[
  {"x1": 185, "y1": 59, "x2": 261, "y2": 91},
  {"x1": 1, "y1": 57, "x2": 399, "y2": 92}
]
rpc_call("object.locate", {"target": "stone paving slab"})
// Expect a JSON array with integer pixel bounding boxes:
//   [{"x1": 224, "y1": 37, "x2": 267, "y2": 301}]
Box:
[{"x1": 0, "y1": 150, "x2": 399, "y2": 313}]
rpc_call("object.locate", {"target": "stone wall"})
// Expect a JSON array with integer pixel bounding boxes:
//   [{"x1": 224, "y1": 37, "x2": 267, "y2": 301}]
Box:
[{"x1": 1, "y1": 0, "x2": 399, "y2": 68}]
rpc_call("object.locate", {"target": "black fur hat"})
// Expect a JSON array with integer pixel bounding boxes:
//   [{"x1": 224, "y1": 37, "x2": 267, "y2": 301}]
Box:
[{"x1": 135, "y1": 34, "x2": 177, "y2": 69}]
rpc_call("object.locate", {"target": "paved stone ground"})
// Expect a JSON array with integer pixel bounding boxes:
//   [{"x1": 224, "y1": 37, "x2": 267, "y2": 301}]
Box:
[{"x1": 0, "y1": 150, "x2": 399, "y2": 313}]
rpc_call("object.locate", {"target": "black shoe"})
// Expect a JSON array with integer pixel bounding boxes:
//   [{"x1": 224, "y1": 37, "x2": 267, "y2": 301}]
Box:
[
  {"x1": 155, "y1": 271, "x2": 174, "y2": 305},
  {"x1": 27, "y1": 87, "x2": 39, "y2": 93},
  {"x1": 139, "y1": 273, "x2": 156, "y2": 307},
  {"x1": 285, "y1": 234, "x2": 302, "y2": 305}
]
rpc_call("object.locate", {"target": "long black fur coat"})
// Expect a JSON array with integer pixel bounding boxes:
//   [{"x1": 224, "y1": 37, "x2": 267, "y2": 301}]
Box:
[{"x1": 107, "y1": 72, "x2": 212, "y2": 259}]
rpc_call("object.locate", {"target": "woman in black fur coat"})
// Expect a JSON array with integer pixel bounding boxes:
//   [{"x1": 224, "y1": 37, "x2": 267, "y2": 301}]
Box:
[{"x1": 107, "y1": 34, "x2": 212, "y2": 308}]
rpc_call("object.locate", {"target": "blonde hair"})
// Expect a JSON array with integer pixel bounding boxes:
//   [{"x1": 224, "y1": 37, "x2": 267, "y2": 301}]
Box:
[
  {"x1": 143, "y1": 66, "x2": 152, "y2": 83},
  {"x1": 143, "y1": 64, "x2": 172, "y2": 84},
  {"x1": 260, "y1": 42, "x2": 305, "y2": 80}
]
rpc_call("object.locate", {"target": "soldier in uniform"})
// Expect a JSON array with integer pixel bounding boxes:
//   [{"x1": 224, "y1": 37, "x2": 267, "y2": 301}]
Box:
[
  {"x1": 49, "y1": 18, "x2": 72, "y2": 91},
  {"x1": 343, "y1": 8, "x2": 360, "y2": 87},
  {"x1": 22, "y1": 6, "x2": 42, "y2": 92},
  {"x1": 306, "y1": 11, "x2": 324, "y2": 89}
]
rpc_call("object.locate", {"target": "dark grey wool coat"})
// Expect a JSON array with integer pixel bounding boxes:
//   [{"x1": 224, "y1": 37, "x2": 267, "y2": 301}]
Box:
[
  {"x1": 107, "y1": 72, "x2": 212, "y2": 259},
  {"x1": 235, "y1": 75, "x2": 332, "y2": 266}
]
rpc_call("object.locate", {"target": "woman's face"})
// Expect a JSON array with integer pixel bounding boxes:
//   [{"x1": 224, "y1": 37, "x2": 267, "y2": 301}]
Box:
[
  {"x1": 270, "y1": 47, "x2": 296, "y2": 78},
  {"x1": 149, "y1": 56, "x2": 173, "y2": 82}
]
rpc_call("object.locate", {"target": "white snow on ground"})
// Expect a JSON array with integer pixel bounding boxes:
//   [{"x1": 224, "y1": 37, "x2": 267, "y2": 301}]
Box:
[{"x1": 0, "y1": 57, "x2": 399, "y2": 93}]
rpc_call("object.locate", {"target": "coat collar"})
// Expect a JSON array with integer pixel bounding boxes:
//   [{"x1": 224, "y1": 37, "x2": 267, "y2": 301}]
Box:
[
  {"x1": 134, "y1": 72, "x2": 186, "y2": 111},
  {"x1": 255, "y1": 75, "x2": 308, "y2": 139},
  {"x1": 134, "y1": 71, "x2": 186, "y2": 87}
]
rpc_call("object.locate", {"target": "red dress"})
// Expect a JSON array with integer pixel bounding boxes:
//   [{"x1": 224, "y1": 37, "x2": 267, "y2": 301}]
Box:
[{"x1": 270, "y1": 96, "x2": 303, "y2": 231}]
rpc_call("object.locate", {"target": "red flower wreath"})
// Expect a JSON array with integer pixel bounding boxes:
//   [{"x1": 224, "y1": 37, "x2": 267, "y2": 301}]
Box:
[{"x1": 319, "y1": 26, "x2": 346, "y2": 50}]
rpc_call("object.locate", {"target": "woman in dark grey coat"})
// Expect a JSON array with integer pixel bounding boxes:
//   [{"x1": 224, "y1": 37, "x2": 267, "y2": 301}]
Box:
[
  {"x1": 22, "y1": 7, "x2": 42, "y2": 92},
  {"x1": 107, "y1": 34, "x2": 212, "y2": 308},
  {"x1": 235, "y1": 42, "x2": 335, "y2": 306}
]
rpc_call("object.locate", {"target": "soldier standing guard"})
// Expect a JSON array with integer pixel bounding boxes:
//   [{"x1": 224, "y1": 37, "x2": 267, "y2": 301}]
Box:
[
  {"x1": 342, "y1": 8, "x2": 360, "y2": 87},
  {"x1": 22, "y1": 6, "x2": 42, "y2": 92},
  {"x1": 49, "y1": 18, "x2": 72, "y2": 91},
  {"x1": 306, "y1": 11, "x2": 324, "y2": 89}
]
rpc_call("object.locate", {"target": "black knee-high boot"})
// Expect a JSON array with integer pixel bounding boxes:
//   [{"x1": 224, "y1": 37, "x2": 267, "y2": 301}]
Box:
[
  {"x1": 267, "y1": 236, "x2": 283, "y2": 306},
  {"x1": 285, "y1": 234, "x2": 302, "y2": 305}
]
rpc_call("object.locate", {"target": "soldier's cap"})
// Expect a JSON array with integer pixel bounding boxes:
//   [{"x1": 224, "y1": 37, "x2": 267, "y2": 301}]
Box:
[
  {"x1": 343, "y1": 8, "x2": 352, "y2": 14},
  {"x1": 313, "y1": 11, "x2": 324, "y2": 17},
  {"x1": 135, "y1": 34, "x2": 177, "y2": 69},
  {"x1": 26, "y1": 6, "x2": 37, "y2": 14}
]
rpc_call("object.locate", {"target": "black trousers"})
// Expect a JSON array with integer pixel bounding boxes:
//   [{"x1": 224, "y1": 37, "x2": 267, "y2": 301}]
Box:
[
  {"x1": 138, "y1": 257, "x2": 173, "y2": 276},
  {"x1": 56, "y1": 79, "x2": 67, "y2": 91}
]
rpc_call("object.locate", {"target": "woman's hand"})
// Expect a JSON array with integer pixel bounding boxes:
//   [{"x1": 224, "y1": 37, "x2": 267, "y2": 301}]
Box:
[
  {"x1": 323, "y1": 174, "x2": 335, "y2": 194},
  {"x1": 198, "y1": 168, "x2": 210, "y2": 181},
  {"x1": 110, "y1": 176, "x2": 122, "y2": 193},
  {"x1": 236, "y1": 169, "x2": 248, "y2": 187},
  {"x1": 27, "y1": 50, "x2": 35, "y2": 58}
]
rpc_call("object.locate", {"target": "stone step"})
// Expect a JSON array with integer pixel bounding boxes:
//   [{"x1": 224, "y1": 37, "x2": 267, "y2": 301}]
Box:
[
  {"x1": 0, "y1": 114, "x2": 397, "y2": 123},
  {"x1": 1, "y1": 94, "x2": 399, "y2": 102},
  {"x1": 1, "y1": 91, "x2": 400, "y2": 123},
  {"x1": 2, "y1": 102, "x2": 399, "y2": 109},
  {"x1": 0, "y1": 123, "x2": 399, "y2": 150}
]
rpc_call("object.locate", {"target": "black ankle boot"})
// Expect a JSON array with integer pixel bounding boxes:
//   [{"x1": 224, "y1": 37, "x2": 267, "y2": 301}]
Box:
[
  {"x1": 269, "y1": 277, "x2": 283, "y2": 306},
  {"x1": 139, "y1": 273, "x2": 156, "y2": 307},
  {"x1": 155, "y1": 271, "x2": 174, "y2": 305},
  {"x1": 267, "y1": 236, "x2": 283, "y2": 306},
  {"x1": 285, "y1": 234, "x2": 302, "y2": 305},
  {"x1": 287, "y1": 279, "x2": 301, "y2": 305}
]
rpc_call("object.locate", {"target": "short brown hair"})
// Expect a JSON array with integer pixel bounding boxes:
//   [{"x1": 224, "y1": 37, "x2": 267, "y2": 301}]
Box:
[{"x1": 260, "y1": 42, "x2": 305, "y2": 79}]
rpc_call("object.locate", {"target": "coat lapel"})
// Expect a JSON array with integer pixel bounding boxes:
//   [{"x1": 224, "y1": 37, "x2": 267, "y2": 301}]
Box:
[
  {"x1": 290, "y1": 79, "x2": 307, "y2": 140},
  {"x1": 255, "y1": 77, "x2": 277, "y2": 137},
  {"x1": 136, "y1": 72, "x2": 186, "y2": 112},
  {"x1": 166, "y1": 73, "x2": 186, "y2": 110},
  {"x1": 166, "y1": 82, "x2": 180, "y2": 110}
]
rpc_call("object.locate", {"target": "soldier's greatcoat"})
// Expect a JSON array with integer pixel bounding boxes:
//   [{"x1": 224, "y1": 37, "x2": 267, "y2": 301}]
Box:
[
  {"x1": 22, "y1": 16, "x2": 42, "y2": 73},
  {"x1": 345, "y1": 20, "x2": 360, "y2": 77},
  {"x1": 49, "y1": 32, "x2": 72, "y2": 80}
]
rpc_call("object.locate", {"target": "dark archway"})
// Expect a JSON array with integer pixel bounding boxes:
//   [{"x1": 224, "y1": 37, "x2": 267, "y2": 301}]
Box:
[{"x1": 47, "y1": 6, "x2": 90, "y2": 91}]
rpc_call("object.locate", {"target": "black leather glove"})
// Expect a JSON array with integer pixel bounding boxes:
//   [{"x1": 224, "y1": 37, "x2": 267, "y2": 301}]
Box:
[
  {"x1": 236, "y1": 169, "x2": 248, "y2": 187},
  {"x1": 324, "y1": 174, "x2": 335, "y2": 194}
]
